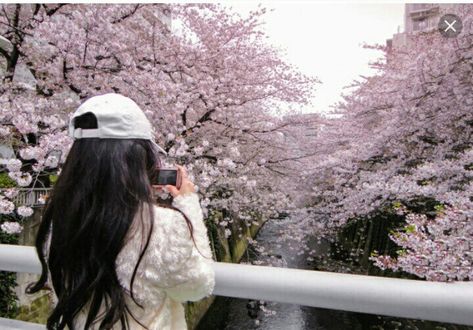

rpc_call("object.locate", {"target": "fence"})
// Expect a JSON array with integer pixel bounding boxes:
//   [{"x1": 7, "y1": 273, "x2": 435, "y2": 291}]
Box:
[
  {"x1": 0, "y1": 244, "x2": 472, "y2": 329},
  {"x1": 1, "y1": 189, "x2": 52, "y2": 208}
]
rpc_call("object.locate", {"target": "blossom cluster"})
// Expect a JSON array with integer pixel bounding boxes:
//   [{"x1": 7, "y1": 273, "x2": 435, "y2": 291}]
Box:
[{"x1": 371, "y1": 206, "x2": 472, "y2": 281}]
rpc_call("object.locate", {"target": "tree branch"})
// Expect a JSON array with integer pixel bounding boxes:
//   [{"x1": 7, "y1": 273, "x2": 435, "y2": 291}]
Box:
[
  {"x1": 42, "y1": 4, "x2": 66, "y2": 17},
  {"x1": 111, "y1": 4, "x2": 142, "y2": 24}
]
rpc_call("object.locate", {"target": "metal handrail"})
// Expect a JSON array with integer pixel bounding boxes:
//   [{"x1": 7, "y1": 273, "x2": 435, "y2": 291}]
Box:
[
  {"x1": 0, "y1": 188, "x2": 52, "y2": 207},
  {"x1": 0, "y1": 244, "x2": 472, "y2": 326}
]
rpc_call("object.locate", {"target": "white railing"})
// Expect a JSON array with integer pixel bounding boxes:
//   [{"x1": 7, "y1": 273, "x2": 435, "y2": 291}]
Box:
[
  {"x1": 0, "y1": 188, "x2": 52, "y2": 207},
  {"x1": 0, "y1": 244, "x2": 473, "y2": 328}
]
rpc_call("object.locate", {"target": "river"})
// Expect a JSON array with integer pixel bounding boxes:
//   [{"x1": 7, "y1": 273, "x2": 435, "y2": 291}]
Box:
[{"x1": 197, "y1": 215, "x2": 472, "y2": 330}]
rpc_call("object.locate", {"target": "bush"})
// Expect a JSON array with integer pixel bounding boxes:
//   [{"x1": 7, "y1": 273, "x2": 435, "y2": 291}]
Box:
[
  {"x1": 0, "y1": 172, "x2": 16, "y2": 188},
  {"x1": 0, "y1": 215, "x2": 20, "y2": 318}
]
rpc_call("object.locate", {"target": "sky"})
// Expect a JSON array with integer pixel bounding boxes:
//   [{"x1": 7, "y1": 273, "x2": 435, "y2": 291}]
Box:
[{"x1": 223, "y1": 2, "x2": 406, "y2": 114}]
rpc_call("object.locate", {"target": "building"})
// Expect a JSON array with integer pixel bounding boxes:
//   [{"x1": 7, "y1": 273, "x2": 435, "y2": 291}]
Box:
[{"x1": 386, "y1": 3, "x2": 458, "y2": 51}]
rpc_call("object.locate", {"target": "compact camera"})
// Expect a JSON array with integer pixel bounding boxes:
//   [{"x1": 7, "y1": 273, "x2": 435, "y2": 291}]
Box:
[{"x1": 151, "y1": 168, "x2": 182, "y2": 189}]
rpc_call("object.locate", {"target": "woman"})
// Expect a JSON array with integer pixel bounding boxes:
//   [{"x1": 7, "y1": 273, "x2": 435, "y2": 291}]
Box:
[{"x1": 26, "y1": 93, "x2": 216, "y2": 329}]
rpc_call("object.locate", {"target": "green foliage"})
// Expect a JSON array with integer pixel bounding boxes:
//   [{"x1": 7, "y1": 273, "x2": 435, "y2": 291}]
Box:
[
  {"x1": 416, "y1": 179, "x2": 431, "y2": 186},
  {"x1": 0, "y1": 172, "x2": 16, "y2": 188},
  {"x1": 391, "y1": 201, "x2": 403, "y2": 209},
  {"x1": 403, "y1": 224, "x2": 416, "y2": 233},
  {"x1": 49, "y1": 174, "x2": 58, "y2": 185},
  {"x1": 0, "y1": 215, "x2": 19, "y2": 318},
  {"x1": 434, "y1": 203, "x2": 445, "y2": 215},
  {"x1": 396, "y1": 249, "x2": 407, "y2": 257},
  {"x1": 0, "y1": 271, "x2": 18, "y2": 318}
]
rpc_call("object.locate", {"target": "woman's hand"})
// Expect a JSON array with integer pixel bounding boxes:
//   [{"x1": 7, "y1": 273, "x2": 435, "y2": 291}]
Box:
[{"x1": 165, "y1": 165, "x2": 196, "y2": 198}]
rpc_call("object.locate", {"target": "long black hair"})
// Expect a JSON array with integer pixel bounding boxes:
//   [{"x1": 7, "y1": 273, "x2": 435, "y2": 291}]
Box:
[{"x1": 26, "y1": 112, "x2": 198, "y2": 329}]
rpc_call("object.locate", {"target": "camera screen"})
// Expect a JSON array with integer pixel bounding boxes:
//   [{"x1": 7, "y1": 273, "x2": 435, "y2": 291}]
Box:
[{"x1": 157, "y1": 170, "x2": 177, "y2": 186}]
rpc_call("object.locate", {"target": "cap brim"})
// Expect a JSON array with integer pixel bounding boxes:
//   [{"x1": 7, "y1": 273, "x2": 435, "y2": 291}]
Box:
[{"x1": 152, "y1": 141, "x2": 167, "y2": 156}]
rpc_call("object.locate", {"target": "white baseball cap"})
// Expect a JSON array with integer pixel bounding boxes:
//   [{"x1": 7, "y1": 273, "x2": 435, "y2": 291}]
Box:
[{"x1": 68, "y1": 93, "x2": 167, "y2": 155}]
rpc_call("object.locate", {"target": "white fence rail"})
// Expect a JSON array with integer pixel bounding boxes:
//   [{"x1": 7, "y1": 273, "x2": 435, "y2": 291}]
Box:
[
  {"x1": 0, "y1": 188, "x2": 51, "y2": 207},
  {"x1": 0, "y1": 244, "x2": 473, "y2": 328}
]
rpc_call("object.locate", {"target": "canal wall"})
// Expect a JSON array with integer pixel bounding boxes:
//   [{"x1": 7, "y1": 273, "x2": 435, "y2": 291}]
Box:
[{"x1": 186, "y1": 209, "x2": 266, "y2": 329}]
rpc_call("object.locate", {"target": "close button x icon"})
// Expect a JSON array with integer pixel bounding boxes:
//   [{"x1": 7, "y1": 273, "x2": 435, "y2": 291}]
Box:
[
  {"x1": 438, "y1": 14, "x2": 462, "y2": 38},
  {"x1": 444, "y1": 19, "x2": 457, "y2": 32}
]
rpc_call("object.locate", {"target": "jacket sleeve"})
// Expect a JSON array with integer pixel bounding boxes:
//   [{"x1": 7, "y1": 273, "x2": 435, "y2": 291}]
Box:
[{"x1": 152, "y1": 192, "x2": 215, "y2": 303}]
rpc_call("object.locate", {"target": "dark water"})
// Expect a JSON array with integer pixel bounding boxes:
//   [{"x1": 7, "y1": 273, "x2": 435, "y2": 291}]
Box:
[{"x1": 197, "y1": 216, "x2": 472, "y2": 330}]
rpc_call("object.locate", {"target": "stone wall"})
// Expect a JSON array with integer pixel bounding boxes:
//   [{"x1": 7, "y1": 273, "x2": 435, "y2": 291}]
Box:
[
  {"x1": 185, "y1": 211, "x2": 266, "y2": 329},
  {"x1": 14, "y1": 208, "x2": 53, "y2": 323}
]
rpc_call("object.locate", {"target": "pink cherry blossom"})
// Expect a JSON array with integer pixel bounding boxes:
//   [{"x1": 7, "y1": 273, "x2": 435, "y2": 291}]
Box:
[
  {"x1": 17, "y1": 206, "x2": 34, "y2": 217},
  {"x1": 0, "y1": 199, "x2": 15, "y2": 214},
  {"x1": 0, "y1": 221, "x2": 23, "y2": 234}
]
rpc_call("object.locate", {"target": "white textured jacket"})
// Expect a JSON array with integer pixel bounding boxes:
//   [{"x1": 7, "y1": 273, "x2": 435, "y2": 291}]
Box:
[{"x1": 47, "y1": 192, "x2": 216, "y2": 329}]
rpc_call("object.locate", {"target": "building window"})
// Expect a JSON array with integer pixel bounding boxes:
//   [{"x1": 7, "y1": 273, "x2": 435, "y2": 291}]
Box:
[{"x1": 413, "y1": 19, "x2": 428, "y2": 31}]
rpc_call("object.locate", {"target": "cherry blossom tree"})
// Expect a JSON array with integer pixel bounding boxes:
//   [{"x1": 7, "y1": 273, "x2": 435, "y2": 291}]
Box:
[
  {"x1": 302, "y1": 4, "x2": 473, "y2": 280},
  {"x1": 0, "y1": 4, "x2": 318, "y2": 234}
]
